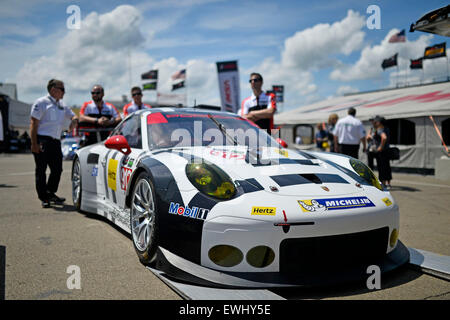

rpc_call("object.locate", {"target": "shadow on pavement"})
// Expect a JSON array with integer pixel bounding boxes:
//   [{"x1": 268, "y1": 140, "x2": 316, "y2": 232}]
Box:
[
  {"x1": 390, "y1": 185, "x2": 420, "y2": 192},
  {"x1": 271, "y1": 264, "x2": 422, "y2": 300}
]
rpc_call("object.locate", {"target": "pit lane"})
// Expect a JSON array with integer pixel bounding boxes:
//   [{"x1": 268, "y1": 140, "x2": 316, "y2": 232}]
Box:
[{"x1": 0, "y1": 153, "x2": 448, "y2": 300}]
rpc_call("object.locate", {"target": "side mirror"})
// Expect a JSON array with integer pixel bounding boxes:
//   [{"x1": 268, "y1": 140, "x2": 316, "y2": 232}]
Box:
[
  {"x1": 105, "y1": 135, "x2": 131, "y2": 155},
  {"x1": 276, "y1": 138, "x2": 288, "y2": 148}
]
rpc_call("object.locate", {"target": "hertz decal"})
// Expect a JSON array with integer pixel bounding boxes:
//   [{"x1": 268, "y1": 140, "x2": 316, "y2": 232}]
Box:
[
  {"x1": 107, "y1": 159, "x2": 119, "y2": 191},
  {"x1": 251, "y1": 206, "x2": 276, "y2": 216}
]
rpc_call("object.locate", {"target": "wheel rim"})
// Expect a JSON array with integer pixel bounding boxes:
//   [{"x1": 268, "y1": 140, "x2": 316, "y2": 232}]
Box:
[
  {"x1": 72, "y1": 160, "x2": 81, "y2": 205},
  {"x1": 131, "y1": 179, "x2": 156, "y2": 252}
]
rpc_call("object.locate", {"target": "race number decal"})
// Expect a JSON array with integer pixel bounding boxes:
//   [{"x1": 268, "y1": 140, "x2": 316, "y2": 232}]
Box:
[
  {"x1": 120, "y1": 167, "x2": 132, "y2": 191},
  {"x1": 107, "y1": 159, "x2": 119, "y2": 191}
]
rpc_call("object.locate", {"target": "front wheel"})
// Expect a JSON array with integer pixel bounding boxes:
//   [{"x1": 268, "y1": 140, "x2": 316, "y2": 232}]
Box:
[{"x1": 130, "y1": 172, "x2": 159, "y2": 265}]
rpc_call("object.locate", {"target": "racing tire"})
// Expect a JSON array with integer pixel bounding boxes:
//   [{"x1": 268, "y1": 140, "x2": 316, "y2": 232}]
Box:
[
  {"x1": 130, "y1": 172, "x2": 159, "y2": 265},
  {"x1": 72, "y1": 157, "x2": 82, "y2": 211}
]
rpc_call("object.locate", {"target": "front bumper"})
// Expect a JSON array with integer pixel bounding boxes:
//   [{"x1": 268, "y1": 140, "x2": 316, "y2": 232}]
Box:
[{"x1": 154, "y1": 241, "x2": 410, "y2": 288}]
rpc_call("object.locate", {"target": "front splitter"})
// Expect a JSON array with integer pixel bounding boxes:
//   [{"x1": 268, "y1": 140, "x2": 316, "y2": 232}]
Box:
[{"x1": 152, "y1": 241, "x2": 410, "y2": 289}]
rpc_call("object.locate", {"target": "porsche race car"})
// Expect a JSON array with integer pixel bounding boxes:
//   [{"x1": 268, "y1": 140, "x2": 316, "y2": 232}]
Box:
[{"x1": 72, "y1": 107, "x2": 409, "y2": 288}]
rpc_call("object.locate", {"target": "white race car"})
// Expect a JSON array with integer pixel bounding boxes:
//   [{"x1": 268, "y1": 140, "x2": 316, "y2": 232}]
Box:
[{"x1": 72, "y1": 107, "x2": 409, "y2": 288}]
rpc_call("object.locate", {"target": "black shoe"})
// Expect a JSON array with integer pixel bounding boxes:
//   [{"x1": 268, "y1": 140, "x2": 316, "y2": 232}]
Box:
[
  {"x1": 48, "y1": 193, "x2": 65, "y2": 204},
  {"x1": 42, "y1": 200, "x2": 51, "y2": 208}
]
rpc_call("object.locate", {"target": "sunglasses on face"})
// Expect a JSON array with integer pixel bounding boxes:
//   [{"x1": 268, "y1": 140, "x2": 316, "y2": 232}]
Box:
[
  {"x1": 91, "y1": 91, "x2": 102, "y2": 95},
  {"x1": 55, "y1": 87, "x2": 65, "y2": 93},
  {"x1": 132, "y1": 92, "x2": 142, "y2": 97},
  {"x1": 249, "y1": 78, "x2": 262, "y2": 83}
]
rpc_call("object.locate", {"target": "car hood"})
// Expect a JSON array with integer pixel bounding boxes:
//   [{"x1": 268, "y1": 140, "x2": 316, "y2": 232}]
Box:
[{"x1": 161, "y1": 146, "x2": 368, "y2": 197}]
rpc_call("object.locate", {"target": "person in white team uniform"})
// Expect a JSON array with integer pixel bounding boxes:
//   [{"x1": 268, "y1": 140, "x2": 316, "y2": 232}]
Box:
[
  {"x1": 30, "y1": 79, "x2": 79, "y2": 208},
  {"x1": 240, "y1": 72, "x2": 277, "y2": 134},
  {"x1": 123, "y1": 86, "x2": 152, "y2": 117},
  {"x1": 333, "y1": 107, "x2": 366, "y2": 159},
  {"x1": 79, "y1": 84, "x2": 122, "y2": 146}
]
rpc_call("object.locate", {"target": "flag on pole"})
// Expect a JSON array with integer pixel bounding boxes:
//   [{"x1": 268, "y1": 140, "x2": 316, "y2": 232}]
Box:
[
  {"x1": 142, "y1": 82, "x2": 157, "y2": 90},
  {"x1": 141, "y1": 69, "x2": 158, "y2": 80},
  {"x1": 272, "y1": 85, "x2": 284, "y2": 103},
  {"x1": 423, "y1": 42, "x2": 446, "y2": 59},
  {"x1": 388, "y1": 30, "x2": 406, "y2": 43},
  {"x1": 172, "y1": 81, "x2": 185, "y2": 91},
  {"x1": 381, "y1": 53, "x2": 398, "y2": 69},
  {"x1": 410, "y1": 58, "x2": 423, "y2": 69},
  {"x1": 171, "y1": 69, "x2": 186, "y2": 80}
]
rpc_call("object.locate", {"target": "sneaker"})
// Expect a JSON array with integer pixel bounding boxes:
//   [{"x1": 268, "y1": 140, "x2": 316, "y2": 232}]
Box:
[
  {"x1": 48, "y1": 193, "x2": 65, "y2": 204},
  {"x1": 42, "y1": 200, "x2": 51, "y2": 208}
]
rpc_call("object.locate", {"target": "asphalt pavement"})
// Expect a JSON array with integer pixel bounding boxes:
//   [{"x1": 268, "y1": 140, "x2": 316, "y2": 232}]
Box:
[{"x1": 0, "y1": 153, "x2": 448, "y2": 300}]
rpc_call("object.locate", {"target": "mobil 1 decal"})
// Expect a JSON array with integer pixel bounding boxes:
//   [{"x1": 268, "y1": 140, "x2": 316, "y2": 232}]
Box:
[
  {"x1": 298, "y1": 196, "x2": 375, "y2": 213},
  {"x1": 168, "y1": 202, "x2": 209, "y2": 220}
]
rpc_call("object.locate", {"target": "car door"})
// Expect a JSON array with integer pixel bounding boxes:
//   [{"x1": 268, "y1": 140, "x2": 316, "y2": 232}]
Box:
[{"x1": 98, "y1": 115, "x2": 144, "y2": 230}]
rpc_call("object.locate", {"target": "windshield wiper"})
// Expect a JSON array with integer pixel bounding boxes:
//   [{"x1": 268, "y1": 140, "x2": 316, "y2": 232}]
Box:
[
  {"x1": 207, "y1": 114, "x2": 239, "y2": 146},
  {"x1": 207, "y1": 114, "x2": 262, "y2": 163}
]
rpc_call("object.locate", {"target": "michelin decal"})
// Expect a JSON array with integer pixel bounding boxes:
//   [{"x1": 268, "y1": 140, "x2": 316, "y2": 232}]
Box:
[{"x1": 298, "y1": 196, "x2": 375, "y2": 212}]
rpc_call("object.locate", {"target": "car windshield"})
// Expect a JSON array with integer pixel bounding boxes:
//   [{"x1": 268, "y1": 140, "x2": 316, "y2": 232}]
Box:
[{"x1": 147, "y1": 111, "x2": 279, "y2": 150}]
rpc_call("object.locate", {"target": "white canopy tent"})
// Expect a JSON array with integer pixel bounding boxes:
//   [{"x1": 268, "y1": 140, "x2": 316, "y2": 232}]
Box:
[{"x1": 275, "y1": 81, "x2": 450, "y2": 170}]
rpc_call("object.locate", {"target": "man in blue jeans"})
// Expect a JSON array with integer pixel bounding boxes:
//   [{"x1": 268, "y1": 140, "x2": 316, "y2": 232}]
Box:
[{"x1": 30, "y1": 79, "x2": 78, "y2": 208}]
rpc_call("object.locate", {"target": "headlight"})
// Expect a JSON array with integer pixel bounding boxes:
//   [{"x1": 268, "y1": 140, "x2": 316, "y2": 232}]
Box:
[
  {"x1": 186, "y1": 162, "x2": 236, "y2": 200},
  {"x1": 349, "y1": 158, "x2": 383, "y2": 190}
]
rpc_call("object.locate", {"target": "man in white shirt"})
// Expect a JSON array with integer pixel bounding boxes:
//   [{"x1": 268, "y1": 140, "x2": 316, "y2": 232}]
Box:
[
  {"x1": 333, "y1": 107, "x2": 366, "y2": 159},
  {"x1": 123, "y1": 86, "x2": 152, "y2": 117},
  {"x1": 30, "y1": 79, "x2": 78, "y2": 207}
]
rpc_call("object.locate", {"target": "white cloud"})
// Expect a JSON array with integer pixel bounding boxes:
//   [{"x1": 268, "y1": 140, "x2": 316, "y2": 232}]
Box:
[
  {"x1": 281, "y1": 10, "x2": 365, "y2": 70},
  {"x1": 12, "y1": 5, "x2": 155, "y2": 105},
  {"x1": 330, "y1": 30, "x2": 434, "y2": 81},
  {"x1": 336, "y1": 85, "x2": 359, "y2": 96},
  {"x1": 246, "y1": 10, "x2": 365, "y2": 109}
]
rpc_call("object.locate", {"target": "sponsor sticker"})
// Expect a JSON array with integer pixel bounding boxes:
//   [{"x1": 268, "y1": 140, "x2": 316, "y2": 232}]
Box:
[
  {"x1": 107, "y1": 159, "x2": 118, "y2": 191},
  {"x1": 127, "y1": 158, "x2": 135, "y2": 167},
  {"x1": 168, "y1": 202, "x2": 209, "y2": 220},
  {"x1": 251, "y1": 206, "x2": 276, "y2": 216},
  {"x1": 274, "y1": 148, "x2": 288, "y2": 157},
  {"x1": 120, "y1": 167, "x2": 133, "y2": 191},
  {"x1": 91, "y1": 165, "x2": 98, "y2": 177},
  {"x1": 382, "y1": 197, "x2": 393, "y2": 206},
  {"x1": 298, "y1": 196, "x2": 375, "y2": 213},
  {"x1": 209, "y1": 149, "x2": 245, "y2": 160}
]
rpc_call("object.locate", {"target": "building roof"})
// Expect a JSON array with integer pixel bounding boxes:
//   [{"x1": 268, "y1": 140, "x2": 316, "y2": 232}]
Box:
[{"x1": 275, "y1": 81, "x2": 450, "y2": 125}]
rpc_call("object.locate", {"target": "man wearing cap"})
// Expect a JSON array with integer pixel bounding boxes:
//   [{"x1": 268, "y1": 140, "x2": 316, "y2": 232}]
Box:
[
  {"x1": 30, "y1": 79, "x2": 79, "y2": 208},
  {"x1": 333, "y1": 107, "x2": 366, "y2": 158}
]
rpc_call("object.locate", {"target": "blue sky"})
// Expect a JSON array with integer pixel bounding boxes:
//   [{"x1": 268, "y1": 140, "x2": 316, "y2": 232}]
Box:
[{"x1": 0, "y1": 0, "x2": 448, "y2": 112}]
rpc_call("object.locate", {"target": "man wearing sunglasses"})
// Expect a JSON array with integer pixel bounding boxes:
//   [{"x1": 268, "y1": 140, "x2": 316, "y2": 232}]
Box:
[
  {"x1": 30, "y1": 79, "x2": 79, "y2": 208},
  {"x1": 123, "y1": 87, "x2": 152, "y2": 117},
  {"x1": 79, "y1": 84, "x2": 122, "y2": 146},
  {"x1": 240, "y1": 72, "x2": 277, "y2": 134}
]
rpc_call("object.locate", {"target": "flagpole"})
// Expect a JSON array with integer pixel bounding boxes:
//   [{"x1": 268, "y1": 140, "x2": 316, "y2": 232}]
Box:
[
  {"x1": 396, "y1": 65, "x2": 399, "y2": 88},
  {"x1": 445, "y1": 53, "x2": 450, "y2": 81}
]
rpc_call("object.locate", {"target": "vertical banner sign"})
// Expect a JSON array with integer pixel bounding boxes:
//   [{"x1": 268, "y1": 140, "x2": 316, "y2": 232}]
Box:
[
  {"x1": 272, "y1": 85, "x2": 284, "y2": 103},
  {"x1": 216, "y1": 61, "x2": 240, "y2": 113}
]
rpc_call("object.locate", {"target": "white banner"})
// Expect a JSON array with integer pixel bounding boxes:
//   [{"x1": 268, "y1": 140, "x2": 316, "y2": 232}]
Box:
[
  {"x1": 216, "y1": 61, "x2": 240, "y2": 114},
  {"x1": 157, "y1": 92, "x2": 186, "y2": 106}
]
